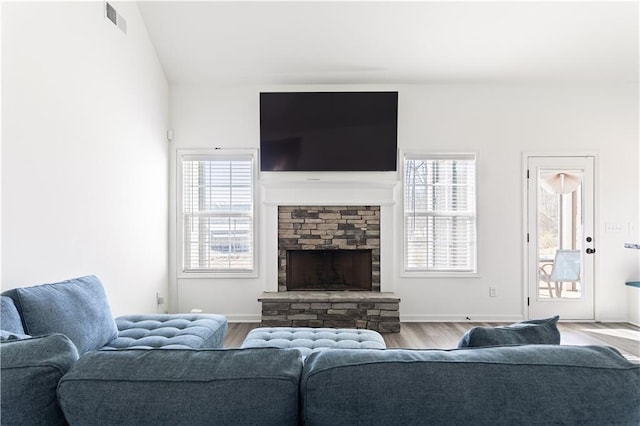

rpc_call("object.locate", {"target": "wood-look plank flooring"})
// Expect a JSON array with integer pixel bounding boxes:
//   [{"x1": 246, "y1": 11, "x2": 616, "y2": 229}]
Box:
[{"x1": 224, "y1": 322, "x2": 640, "y2": 362}]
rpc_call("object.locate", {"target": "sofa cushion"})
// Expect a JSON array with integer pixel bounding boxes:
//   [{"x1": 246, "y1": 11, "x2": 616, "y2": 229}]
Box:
[
  {"x1": 104, "y1": 314, "x2": 228, "y2": 349},
  {"x1": 301, "y1": 345, "x2": 640, "y2": 426},
  {"x1": 1, "y1": 333, "x2": 79, "y2": 426},
  {"x1": 1, "y1": 295, "x2": 26, "y2": 335},
  {"x1": 58, "y1": 348, "x2": 303, "y2": 426},
  {"x1": 457, "y1": 315, "x2": 560, "y2": 348},
  {"x1": 14, "y1": 275, "x2": 117, "y2": 354},
  {"x1": 241, "y1": 327, "x2": 386, "y2": 358}
]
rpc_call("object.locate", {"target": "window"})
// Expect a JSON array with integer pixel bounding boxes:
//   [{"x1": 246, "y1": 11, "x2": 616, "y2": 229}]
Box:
[
  {"x1": 179, "y1": 150, "x2": 256, "y2": 275},
  {"x1": 404, "y1": 153, "x2": 477, "y2": 273}
]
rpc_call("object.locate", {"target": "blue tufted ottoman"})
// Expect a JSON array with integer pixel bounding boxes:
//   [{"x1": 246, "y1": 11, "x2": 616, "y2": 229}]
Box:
[
  {"x1": 241, "y1": 327, "x2": 386, "y2": 358},
  {"x1": 102, "y1": 314, "x2": 228, "y2": 350}
]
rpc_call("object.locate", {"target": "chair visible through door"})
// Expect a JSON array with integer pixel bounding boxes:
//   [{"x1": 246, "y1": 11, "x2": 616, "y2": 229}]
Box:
[{"x1": 539, "y1": 249, "x2": 581, "y2": 298}]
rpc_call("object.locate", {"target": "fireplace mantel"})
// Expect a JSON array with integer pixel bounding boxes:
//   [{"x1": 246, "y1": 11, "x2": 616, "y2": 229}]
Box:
[
  {"x1": 260, "y1": 178, "x2": 399, "y2": 206},
  {"x1": 261, "y1": 178, "x2": 398, "y2": 293}
]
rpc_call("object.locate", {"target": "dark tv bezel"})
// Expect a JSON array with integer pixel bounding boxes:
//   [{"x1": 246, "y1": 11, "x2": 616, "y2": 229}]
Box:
[{"x1": 259, "y1": 91, "x2": 398, "y2": 172}]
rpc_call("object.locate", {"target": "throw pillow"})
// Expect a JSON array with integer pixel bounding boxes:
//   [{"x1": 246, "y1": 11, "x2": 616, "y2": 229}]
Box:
[
  {"x1": 457, "y1": 315, "x2": 560, "y2": 348},
  {"x1": 15, "y1": 275, "x2": 117, "y2": 354}
]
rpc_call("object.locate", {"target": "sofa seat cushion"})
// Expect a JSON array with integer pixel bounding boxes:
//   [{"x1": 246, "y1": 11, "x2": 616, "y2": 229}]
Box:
[
  {"x1": 58, "y1": 348, "x2": 303, "y2": 426},
  {"x1": 301, "y1": 345, "x2": 640, "y2": 426},
  {"x1": 1, "y1": 334, "x2": 79, "y2": 426},
  {"x1": 9, "y1": 275, "x2": 118, "y2": 355},
  {"x1": 457, "y1": 315, "x2": 560, "y2": 348},
  {"x1": 241, "y1": 327, "x2": 386, "y2": 358},
  {"x1": 104, "y1": 314, "x2": 228, "y2": 349}
]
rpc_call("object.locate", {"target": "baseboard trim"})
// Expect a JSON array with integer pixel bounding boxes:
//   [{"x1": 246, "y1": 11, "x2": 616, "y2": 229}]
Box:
[
  {"x1": 224, "y1": 314, "x2": 638, "y2": 325},
  {"x1": 400, "y1": 314, "x2": 523, "y2": 323},
  {"x1": 228, "y1": 314, "x2": 524, "y2": 323},
  {"x1": 225, "y1": 314, "x2": 261, "y2": 323}
]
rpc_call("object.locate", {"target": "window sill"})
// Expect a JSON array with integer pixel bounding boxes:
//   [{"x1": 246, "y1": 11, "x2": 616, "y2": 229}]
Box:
[
  {"x1": 178, "y1": 271, "x2": 258, "y2": 279},
  {"x1": 400, "y1": 270, "x2": 480, "y2": 279}
]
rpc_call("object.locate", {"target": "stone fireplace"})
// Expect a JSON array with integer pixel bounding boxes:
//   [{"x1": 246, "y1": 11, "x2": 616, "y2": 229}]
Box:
[
  {"x1": 277, "y1": 206, "x2": 380, "y2": 292},
  {"x1": 258, "y1": 204, "x2": 400, "y2": 333},
  {"x1": 258, "y1": 179, "x2": 400, "y2": 332}
]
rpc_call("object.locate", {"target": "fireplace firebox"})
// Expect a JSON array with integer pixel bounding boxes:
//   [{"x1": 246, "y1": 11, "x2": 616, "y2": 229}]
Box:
[
  {"x1": 287, "y1": 249, "x2": 372, "y2": 291},
  {"x1": 278, "y1": 206, "x2": 381, "y2": 292}
]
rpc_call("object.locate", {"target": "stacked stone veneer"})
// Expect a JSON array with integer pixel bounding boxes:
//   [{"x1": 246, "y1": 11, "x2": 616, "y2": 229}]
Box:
[
  {"x1": 278, "y1": 206, "x2": 381, "y2": 292},
  {"x1": 263, "y1": 205, "x2": 400, "y2": 333},
  {"x1": 259, "y1": 291, "x2": 401, "y2": 333}
]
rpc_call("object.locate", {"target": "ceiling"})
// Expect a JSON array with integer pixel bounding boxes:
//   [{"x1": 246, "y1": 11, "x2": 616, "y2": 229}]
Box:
[{"x1": 137, "y1": 1, "x2": 639, "y2": 86}]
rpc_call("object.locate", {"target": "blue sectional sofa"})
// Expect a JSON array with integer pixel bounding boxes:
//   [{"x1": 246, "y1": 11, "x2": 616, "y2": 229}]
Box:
[
  {"x1": 0, "y1": 275, "x2": 227, "y2": 425},
  {"x1": 1, "y1": 276, "x2": 639, "y2": 425},
  {"x1": 1, "y1": 275, "x2": 228, "y2": 352}
]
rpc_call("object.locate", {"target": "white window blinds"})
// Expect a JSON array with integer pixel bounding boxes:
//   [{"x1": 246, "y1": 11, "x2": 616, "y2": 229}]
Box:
[
  {"x1": 404, "y1": 154, "x2": 477, "y2": 272},
  {"x1": 180, "y1": 153, "x2": 255, "y2": 273}
]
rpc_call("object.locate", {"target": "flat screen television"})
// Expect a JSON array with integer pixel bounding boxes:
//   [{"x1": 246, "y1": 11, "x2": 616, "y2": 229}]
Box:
[{"x1": 260, "y1": 91, "x2": 398, "y2": 172}]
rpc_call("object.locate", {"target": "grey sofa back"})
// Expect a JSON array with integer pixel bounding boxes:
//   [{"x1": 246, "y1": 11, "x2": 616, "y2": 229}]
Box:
[
  {"x1": 5, "y1": 342, "x2": 636, "y2": 425},
  {"x1": 301, "y1": 345, "x2": 640, "y2": 426},
  {"x1": 58, "y1": 347, "x2": 304, "y2": 426}
]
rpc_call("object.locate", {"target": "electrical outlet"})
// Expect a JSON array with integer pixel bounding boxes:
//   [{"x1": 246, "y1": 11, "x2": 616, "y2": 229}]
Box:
[
  {"x1": 605, "y1": 223, "x2": 626, "y2": 233},
  {"x1": 489, "y1": 287, "x2": 497, "y2": 297}
]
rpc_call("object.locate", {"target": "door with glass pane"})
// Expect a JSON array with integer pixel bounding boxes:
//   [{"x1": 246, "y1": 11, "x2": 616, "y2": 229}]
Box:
[{"x1": 526, "y1": 156, "x2": 595, "y2": 320}]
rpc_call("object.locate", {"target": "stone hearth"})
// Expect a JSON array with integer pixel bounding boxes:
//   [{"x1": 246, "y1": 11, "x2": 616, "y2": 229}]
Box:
[{"x1": 259, "y1": 291, "x2": 400, "y2": 333}]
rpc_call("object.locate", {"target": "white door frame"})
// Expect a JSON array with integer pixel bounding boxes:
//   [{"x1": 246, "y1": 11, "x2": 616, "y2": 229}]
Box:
[{"x1": 521, "y1": 152, "x2": 598, "y2": 320}]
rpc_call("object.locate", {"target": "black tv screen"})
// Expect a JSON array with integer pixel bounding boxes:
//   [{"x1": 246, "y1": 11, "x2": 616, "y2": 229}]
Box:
[{"x1": 260, "y1": 91, "x2": 398, "y2": 172}]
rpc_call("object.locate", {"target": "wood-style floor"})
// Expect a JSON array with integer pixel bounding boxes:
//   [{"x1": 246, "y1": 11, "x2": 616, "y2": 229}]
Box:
[{"x1": 224, "y1": 322, "x2": 640, "y2": 362}]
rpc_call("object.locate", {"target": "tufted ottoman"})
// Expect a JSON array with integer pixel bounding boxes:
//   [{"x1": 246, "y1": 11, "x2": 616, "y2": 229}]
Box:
[
  {"x1": 102, "y1": 314, "x2": 228, "y2": 350},
  {"x1": 241, "y1": 327, "x2": 386, "y2": 358}
]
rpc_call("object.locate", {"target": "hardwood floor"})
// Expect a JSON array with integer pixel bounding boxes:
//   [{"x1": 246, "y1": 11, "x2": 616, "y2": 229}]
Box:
[
  {"x1": 224, "y1": 323, "x2": 263, "y2": 348},
  {"x1": 224, "y1": 322, "x2": 640, "y2": 362}
]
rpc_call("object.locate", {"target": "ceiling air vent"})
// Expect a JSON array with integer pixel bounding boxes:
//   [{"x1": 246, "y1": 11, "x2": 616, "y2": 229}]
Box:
[{"x1": 105, "y1": 2, "x2": 127, "y2": 34}]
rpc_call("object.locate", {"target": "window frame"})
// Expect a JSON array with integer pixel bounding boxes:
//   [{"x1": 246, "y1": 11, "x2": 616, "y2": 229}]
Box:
[
  {"x1": 401, "y1": 152, "x2": 479, "y2": 278},
  {"x1": 177, "y1": 149, "x2": 258, "y2": 278}
]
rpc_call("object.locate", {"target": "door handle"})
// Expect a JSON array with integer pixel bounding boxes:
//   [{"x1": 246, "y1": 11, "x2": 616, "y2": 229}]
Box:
[{"x1": 586, "y1": 248, "x2": 596, "y2": 254}]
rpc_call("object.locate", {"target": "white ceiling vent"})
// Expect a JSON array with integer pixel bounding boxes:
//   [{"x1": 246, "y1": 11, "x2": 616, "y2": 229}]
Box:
[{"x1": 105, "y1": 2, "x2": 127, "y2": 34}]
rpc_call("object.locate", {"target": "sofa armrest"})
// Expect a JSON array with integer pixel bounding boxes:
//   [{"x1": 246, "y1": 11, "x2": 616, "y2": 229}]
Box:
[{"x1": 1, "y1": 334, "x2": 79, "y2": 426}]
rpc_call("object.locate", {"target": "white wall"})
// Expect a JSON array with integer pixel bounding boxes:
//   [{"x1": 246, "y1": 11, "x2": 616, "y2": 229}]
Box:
[
  {"x1": 632, "y1": 16, "x2": 640, "y2": 325},
  {"x1": 0, "y1": 2, "x2": 3, "y2": 287},
  {"x1": 1, "y1": 2, "x2": 169, "y2": 316},
  {"x1": 170, "y1": 83, "x2": 639, "y2": 322},
  {"x1": 399, "y1": 85, "x2": 638, "y2": 322}
]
